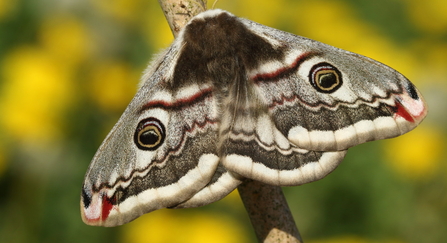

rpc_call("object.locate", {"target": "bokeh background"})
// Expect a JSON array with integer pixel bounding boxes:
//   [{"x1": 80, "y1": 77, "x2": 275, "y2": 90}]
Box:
[{"x1": 0, "y1": 0, "x2": 446, "y2": 242}]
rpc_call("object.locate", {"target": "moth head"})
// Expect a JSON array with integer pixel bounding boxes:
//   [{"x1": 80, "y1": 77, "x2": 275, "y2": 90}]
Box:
[
  {"x1": 134, "y1": 117, "x2": 166, "y2": 150},
  {"x1": 308, "y1": 62, "x2": 342, "y2": 93}
]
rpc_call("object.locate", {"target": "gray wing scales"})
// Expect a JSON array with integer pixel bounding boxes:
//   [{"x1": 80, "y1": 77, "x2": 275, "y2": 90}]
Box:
[
  {"x1": 219, "y1": 11, "x2": 426, "y2": 185},
  {"x1": 173, "y1": 164, "x2": 242, "y2": 208},
  {"x1": 242, "y1": 19, "x2": 426, "y2": 151},
  {"x1": 81, "y1": 43, "x2": 226, "y2": 226},
  {"x1": 81, "y1": 9, "x2": 427, "y2": 227}
]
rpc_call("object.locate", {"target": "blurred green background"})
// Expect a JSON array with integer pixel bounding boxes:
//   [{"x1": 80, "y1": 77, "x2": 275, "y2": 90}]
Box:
[{"x1": 0, "y1": 0, "x2": 446, "y2": 242}]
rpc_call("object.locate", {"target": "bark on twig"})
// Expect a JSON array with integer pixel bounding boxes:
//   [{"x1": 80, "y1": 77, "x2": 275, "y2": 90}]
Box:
[
  {"x1": 158, "y1": 0, "x2": 207, "y2": 37},
  {"x1": 238, "y1": 180, "x2": 303, "y2": 243},
  {"x1": 157, "y1": 1, "x2": 303, "y2": 242}
]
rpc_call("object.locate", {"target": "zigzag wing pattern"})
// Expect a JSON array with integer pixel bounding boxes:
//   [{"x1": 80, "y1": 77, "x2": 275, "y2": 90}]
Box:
[{"x1": 81, "y1": 9, "x2": 427, "y2": 227}]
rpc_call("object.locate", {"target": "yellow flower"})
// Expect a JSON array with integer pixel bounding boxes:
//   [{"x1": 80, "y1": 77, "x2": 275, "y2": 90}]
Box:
[
  {"x1": 289, "y1": 0, "x2": 374, "y2": 49},
  {"x1": 121, "y1": 209, "x2": 249, "y2": 243},
  {"x1": 142, "y1": 6, "x2": 174, "y2": 48},
  {"x1": 0, "y1": 0, "x2": 17, "y2": 20},
  {"x1": 409, "y1": 39, "x2": 447, "y2": 86},
  {"x1": 93, "y1": 0, "x2": 146, "y2": 24},
  {"x1": 406, "y1": 0, "x2": 447, "y2": 34},
  {"x1": 285, "y1": 0, "x2": 419, "y2": 83},
  {"x1": 88, "y1": 61, "x2": 140, "y2": 112},
  {"x1": 38, "y1": 15, "x2": 92, "y2": 67},
  {"x1": 384, "y1": 125, "x2": 443, "y2": 180},
  {"x1": 0, "y1": 46, "x2": 75, "y2": 144},
  {"x1": 236, "y1": 0, "x2": 285, "y2": 27}
]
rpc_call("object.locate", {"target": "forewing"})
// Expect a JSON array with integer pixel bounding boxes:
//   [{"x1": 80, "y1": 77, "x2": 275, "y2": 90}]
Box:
[
  {"x1": 216, "y1": 11, "x2": 427, "y2": 186},
  {"x1": 80, "y1": 43, "x2": 238, "y2": 226},
  {"x1": 242, "y1": 19, "x2": 427, "y2": 151}
]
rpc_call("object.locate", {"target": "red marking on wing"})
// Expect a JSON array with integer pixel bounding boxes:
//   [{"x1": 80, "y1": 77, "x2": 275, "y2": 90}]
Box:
[
  {"x1": 101, "y1": 195, "x2": 114, "y2": 222},
  {"x1": 140, "y1": 87, "x2": 213, "y2": 113},
  {"x1": 252, "y1": 52, "x2": 316, "y2": 81},
  {"x1": 394, "y1": 102, "x2": 415, "y2": 122}
]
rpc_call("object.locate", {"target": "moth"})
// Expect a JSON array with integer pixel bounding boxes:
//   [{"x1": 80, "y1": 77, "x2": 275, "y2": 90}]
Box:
[{"x1": 81, "y1": 9, "x2": 427, "y2": 226}]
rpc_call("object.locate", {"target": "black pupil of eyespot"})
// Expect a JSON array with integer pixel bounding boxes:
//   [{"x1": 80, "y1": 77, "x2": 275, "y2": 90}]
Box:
[
  {"x1": 319, "y1": 72, "x2": 337, "y2": 88},
  {"x1": 309, "y1": 62, "x2": 342, "y2": 94},
  {"x1": 134, "y1": 118, "x2": 165, "y2": 151},
  {"x1": 140, "y1": 129, "x2": 159, "y2": 145}
]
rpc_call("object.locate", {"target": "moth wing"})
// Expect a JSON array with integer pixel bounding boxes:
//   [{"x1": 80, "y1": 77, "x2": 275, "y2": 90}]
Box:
[
  {"x1": 241, "y1": 19, "x2": 427, "y2": 152},
  {"x1": 80, "y1": 44, "x2": 239, "y2": 227},
  {"x1": 218, "y1": 69, "x2": 348, "y2": 186},
  {"x1": 217, "y1": 12, "x2": 426, "y2": 186},
  {"x1": 81, "y1": 9, "x2": 429, "y2": 226},
  {"x1": 172, "y1": 164, "x2": 242, "y2": 208}
]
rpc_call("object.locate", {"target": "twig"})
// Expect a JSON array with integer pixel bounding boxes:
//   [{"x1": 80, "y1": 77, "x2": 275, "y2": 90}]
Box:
[
  {"x1": 157, "y1": 0, "x2": 207, "y2": 37},
  {"x1": 157, "y1": 1, "x2": 303, "y2": 242},
  {"x1": 238, "y1": 180, "x2": 303, "y2": 243}
]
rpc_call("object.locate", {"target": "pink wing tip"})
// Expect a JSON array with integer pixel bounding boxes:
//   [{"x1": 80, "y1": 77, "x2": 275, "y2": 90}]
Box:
[
  {"x1": 81, "y1": 189, "x2": 115, "y2": 226},
  {"x1": 394, "y1": 87, "x2": 427, "y2": 123}
]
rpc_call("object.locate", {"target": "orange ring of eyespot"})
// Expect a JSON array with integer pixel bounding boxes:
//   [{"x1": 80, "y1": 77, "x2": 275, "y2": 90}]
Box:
[
  {"x1": 309, "y1": 62, "x2": 342, "y2": 93},
  {"x1": 134, "y1": 118, "x2": 165, "y2": 150}
]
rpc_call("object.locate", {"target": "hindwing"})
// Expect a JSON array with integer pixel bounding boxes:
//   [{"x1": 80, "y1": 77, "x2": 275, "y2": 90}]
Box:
[{"x1": 81, "y1": 9, "x2": 427, "y2": 227}]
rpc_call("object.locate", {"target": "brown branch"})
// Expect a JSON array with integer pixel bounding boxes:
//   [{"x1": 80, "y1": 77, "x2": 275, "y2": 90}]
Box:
[
  {"x1": 158, "y1": 0, "x2": 207, "y2": 37},
  {"x1": 238, "y1": 180, "x2": 303, "y2": 243},
  {"x1": 157, "y1": 1, "x2": 303, "y2": 242}
]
